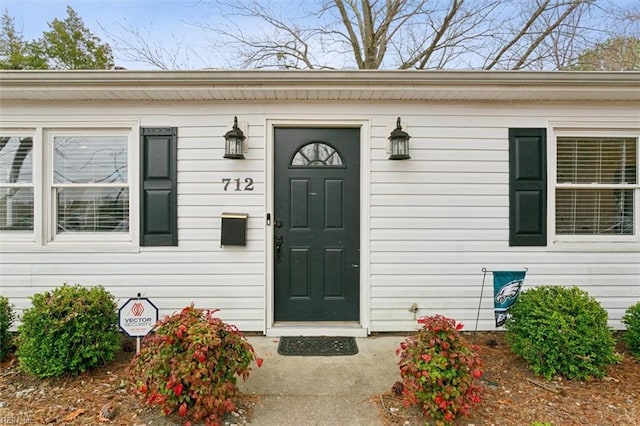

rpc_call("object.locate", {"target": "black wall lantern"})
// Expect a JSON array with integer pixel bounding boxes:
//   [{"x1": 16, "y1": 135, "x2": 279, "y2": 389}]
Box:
[
  {"x1": 388, "y1": 117, "x2": 411, "y2": 160},
  {"x1": 223, "y1": 116, "x2": 246, "y2": 159}
]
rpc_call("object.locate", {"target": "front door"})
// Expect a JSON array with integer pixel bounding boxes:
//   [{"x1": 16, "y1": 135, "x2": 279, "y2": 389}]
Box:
[{"x1": 274, "y1": 128, "x2": 360, "y2": 321}]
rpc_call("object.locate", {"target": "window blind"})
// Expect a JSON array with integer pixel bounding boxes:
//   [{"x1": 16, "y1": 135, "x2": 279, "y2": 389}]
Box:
[
  {"x1": 53, "y1": 136, "x2": 129, "y2": 233},
  {"x1": 556, "y1": 137, "x2": 636, "y2": 235}
]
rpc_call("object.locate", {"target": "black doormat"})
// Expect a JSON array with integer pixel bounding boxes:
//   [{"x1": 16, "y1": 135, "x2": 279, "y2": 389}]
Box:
[{"x1": 277, "y1": 336, "x2": 358, "y2": 356}]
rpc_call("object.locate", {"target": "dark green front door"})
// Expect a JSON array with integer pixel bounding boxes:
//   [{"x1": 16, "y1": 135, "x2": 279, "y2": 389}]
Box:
[{"x1": 274, "y1": 128, "x2": 360, "y2": 321}]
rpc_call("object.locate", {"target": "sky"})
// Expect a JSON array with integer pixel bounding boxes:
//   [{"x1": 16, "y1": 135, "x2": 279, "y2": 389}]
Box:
[
  {"x1": 0, "y1": 0, "x2": 225, "y2": 69},
  {"x1": 2, "y1": 0, "x2": 639, "y2": 70}
]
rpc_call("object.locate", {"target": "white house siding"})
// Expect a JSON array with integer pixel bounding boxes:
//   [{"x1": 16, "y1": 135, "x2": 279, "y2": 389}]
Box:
[
  {"x1": 1, "y1": 103, "x2": 269, "y2": 331},
  {"x1": 1, "y1": 97, "x2": 639, "y2": 333},
  {"x1": 367, "y1": 102, "x2": 640, "y2": 331}
]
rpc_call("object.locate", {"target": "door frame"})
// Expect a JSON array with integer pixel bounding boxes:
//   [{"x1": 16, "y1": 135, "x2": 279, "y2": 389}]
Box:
[{"x1": 265, "y1": 117, "x2": 370, "y2": 337}]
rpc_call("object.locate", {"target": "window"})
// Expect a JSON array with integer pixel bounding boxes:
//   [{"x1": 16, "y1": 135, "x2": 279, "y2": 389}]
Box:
[
  {"x1": 291, "y1": 142, "x2": 343, "y2": 167},
  {"x1": 1, "y1": 128, "x2": 135, "y2": 245},
  {"x1": 555, "y1": 136, "x2": 637, "y2": 237},
  {"x1": 48, "y1": 131, "x2": 131, "y2": 241},
  {"x1": 0, "y1": 135, "x2": 33, "y2": 232}
]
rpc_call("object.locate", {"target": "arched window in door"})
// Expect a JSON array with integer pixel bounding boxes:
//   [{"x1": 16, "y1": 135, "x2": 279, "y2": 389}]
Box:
[{"x1": 291, "y1": 141, "x2": 344, "y2": 167}]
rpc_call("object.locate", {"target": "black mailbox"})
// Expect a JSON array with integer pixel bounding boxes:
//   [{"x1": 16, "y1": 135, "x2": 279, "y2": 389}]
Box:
[{"x1": 221, "y1": 213, "x2": 248, "y2": 246}]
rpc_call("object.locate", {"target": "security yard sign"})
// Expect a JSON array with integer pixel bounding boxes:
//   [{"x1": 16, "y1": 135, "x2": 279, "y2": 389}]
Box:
[{"x1": 119, "y1": 297, "x2": 159, "y2": 337}]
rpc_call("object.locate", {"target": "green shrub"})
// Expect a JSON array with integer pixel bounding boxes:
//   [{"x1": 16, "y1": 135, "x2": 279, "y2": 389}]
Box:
[
  {"x1": 622, "y1": 301, "x2": 640, "y2": 358},
  {"x1": 128, "y1": 305, "x2": 263, "y2": 425},
  {"x1": 0, "y1": 295, "x2": 15, "y2": 360},
  {"x1": 16, "y1": 284, "x2": 120, "y2": 377},
  {"x1": 504, "y1": 285, "x2": 621, "y2": 380},
  {"x1": 397, "y1": 314, "x2": 483, "y2": 426}
]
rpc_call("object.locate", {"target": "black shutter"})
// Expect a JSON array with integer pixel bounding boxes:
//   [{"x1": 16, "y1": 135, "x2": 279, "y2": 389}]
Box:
[
  {"x1": 509, "y1": 128, "x2": 547, "y2": 246},
  {"x1": 140, "y1": 127, "x2": 177, "y2": 246}
]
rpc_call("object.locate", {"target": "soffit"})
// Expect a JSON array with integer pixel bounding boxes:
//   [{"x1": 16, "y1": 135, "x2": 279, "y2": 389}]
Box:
[{"x1": 1, "y1": 70, "x2": 639, "y2": 103}]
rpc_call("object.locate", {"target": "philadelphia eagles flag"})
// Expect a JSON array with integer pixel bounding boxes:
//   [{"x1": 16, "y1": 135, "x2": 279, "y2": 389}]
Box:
[{"x1": 493, "y1": 270, "x2": 526, "y2": 327}]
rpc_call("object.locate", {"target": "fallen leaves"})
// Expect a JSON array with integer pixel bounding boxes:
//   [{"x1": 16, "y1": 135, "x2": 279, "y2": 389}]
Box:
[
  {"x1": 63, "y1": 408, "x2": 85, "y2": 422},
  {"x1": 525, "y1": 377, "x2": 564, "y2": 394},
  {"x1": 0, "y1": 351, "x2": 138, "y2": 425}
]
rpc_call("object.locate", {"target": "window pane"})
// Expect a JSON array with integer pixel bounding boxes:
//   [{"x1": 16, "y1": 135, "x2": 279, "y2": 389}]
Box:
[
  {"x1": 0, "y1": 136, "x2": 33, "y2": 184},
  {"x1": 57, "y1": 188, "x2": 129, "y2": 233},
  {"x1": 556, "y1": 188, "x2": 633, "y2": 235},
  {"x1": 0, "y1": 136, "x2": 33, "y2": 232},
  {"x1": 54, "y1": 136, "x2": 127, "y2": 184},
  {"x1": 557, "y1": 137, "x2": 636, "y2": 184},
  {"x1": 0, "y1": 188, "x2": 33, "y2": 231},
  {"x1": 291, "y1": 142, "x2": 343, "y2": 167}
]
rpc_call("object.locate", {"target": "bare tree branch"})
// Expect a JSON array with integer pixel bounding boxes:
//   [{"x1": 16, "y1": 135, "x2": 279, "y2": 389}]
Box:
[
  {"x1": 511, "y1": 0, "x2": 586, "y2": 70},
  {"x1": 407, "y1": 0, "x2": 465, "y2": 69},
  {"x1": 193, "y1": 0, "x2": 601, "y2": 70},
  {"x1": 110, "y1": 0, "x2": 638, "y2": 71},
  {"x1": 484, "y1": 0, "x2": 551, "y2": 70},
  {"x1": 334, "y1": 0, "x2": 365, "y2": 67},
  {"x1": 190, "y1": 1, "x2": 334, "y2": 69},
  {"x1": 396, "y1": 1, "x2": 500, "y2": 69},
  {"x1": 102, "y1": 20, "x2": 203, "y2": 70}
]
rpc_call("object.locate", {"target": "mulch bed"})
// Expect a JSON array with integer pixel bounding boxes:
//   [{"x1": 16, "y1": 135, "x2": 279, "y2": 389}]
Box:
[
  {"x1": 1, "y1": 332, "x2": 638, "y2": 425},
  {"x1": 377, "y1": 332, "x2": 640, "y2": 425}
]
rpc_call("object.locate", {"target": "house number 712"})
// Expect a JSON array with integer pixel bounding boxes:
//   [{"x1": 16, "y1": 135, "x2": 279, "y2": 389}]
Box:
[{"x1": 222, "y1": 178, "x2": 254, "y2": 191}]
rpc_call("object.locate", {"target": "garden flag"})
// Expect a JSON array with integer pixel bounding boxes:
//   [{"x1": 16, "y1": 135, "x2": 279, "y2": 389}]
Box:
[{"x1": 493, "y1": 270, "x2": 526, "y2": 327}]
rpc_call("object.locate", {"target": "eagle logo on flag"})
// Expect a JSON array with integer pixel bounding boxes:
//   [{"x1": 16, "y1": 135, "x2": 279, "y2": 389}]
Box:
[
  {"x1": 493, "y1": 271, "x2": 526, "y2": 327},
  {"x1": 495, "y1": 279, "x2": 523, "y2": 304}
]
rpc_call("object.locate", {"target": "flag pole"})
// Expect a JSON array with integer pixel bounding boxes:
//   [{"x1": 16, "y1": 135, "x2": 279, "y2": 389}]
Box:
[
  {"x1": 473, "y1": 268, "x2": 489, "y2": 343},
  {"x1": 481, "y1": 267, "x2": 528, "y2": 273}
]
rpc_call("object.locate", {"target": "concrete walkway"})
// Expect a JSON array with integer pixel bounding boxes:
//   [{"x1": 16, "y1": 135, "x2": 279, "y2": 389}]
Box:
[{"x1": 238, "y1": 336, "x2": 407, "y2": 425}]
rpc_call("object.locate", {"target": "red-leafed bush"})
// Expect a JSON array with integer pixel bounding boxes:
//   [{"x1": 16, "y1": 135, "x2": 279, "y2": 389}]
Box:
[
  {"x1": 397, "y1": 315, "x2": 483, "y2": 426},
  {"x1": 128, "y1": 305, "x2": 263, "y2": 426}
]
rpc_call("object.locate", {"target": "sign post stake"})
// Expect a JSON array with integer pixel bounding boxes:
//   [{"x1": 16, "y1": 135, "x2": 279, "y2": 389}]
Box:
[{"x1": 136, "y1": 293, "x2": 142, "y2": 354}]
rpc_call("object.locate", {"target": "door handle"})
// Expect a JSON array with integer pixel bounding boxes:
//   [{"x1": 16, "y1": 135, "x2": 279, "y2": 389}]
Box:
[{"x1": 275, "y1": 235, "x2": 284, "y2": 263}]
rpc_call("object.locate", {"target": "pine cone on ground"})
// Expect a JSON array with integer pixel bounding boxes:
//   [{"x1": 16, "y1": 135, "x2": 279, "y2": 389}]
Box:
[
  {"x1": 98, "y1": 403, "x2": 117, "y2": 422},
  {"x1": 391, "y1": 381, "x2": 404, "y2": 396}
]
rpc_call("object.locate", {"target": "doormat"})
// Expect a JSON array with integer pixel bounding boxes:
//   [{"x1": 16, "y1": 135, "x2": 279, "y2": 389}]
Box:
[{"x1": 277, "y1": 336, "x2": 358, "y2": 356}]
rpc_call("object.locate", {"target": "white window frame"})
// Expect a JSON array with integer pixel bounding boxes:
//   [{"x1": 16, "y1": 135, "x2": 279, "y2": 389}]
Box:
[
  {"x1": 45, "y1": 128, "x2": 136, "y2": 244},
  {"x1": 549, "y1": 122, "x2": 639, "y2": 247},
  {"x1": 0, "y1": 123, "x2": 139, "y2": 251}
]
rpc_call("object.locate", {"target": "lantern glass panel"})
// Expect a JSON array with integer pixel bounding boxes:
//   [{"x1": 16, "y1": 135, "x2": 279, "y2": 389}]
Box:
[
  {"x1": 224, "y1": 136, "x2": 245, "y2": 159},
  {"x1": 390, "y1": 138, "x2": 410, "y2": 159}
]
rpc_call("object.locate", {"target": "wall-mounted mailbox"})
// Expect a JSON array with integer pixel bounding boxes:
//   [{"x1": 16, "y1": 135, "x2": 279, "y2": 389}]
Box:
[{"x1": 221, "y1": 213, "x2": 249, "y2": 246}]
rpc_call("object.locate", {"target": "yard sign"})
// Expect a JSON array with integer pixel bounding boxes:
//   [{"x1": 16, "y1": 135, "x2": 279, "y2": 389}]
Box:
[{"x1": 119, "y1": 297, "x2": 158, "y2": 337}]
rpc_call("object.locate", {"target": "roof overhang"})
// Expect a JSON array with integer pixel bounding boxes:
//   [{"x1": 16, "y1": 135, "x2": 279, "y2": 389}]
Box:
[{"x1": 1, "y1": 70, "x2": 639, "y2": 103}]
